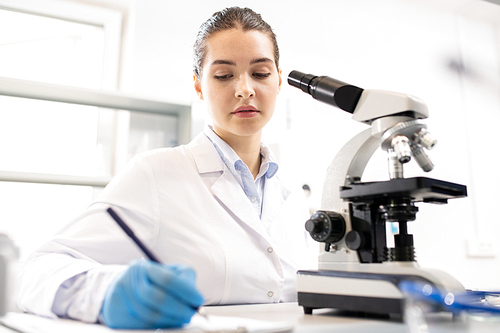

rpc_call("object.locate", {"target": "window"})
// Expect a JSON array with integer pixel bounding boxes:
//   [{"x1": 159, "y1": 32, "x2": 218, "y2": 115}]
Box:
[
  {"x1": 0, "y1": 0, "x2": 120, "y2": 259},
  {"x1": 0, "y1": 1, "x2": 188, "y2": 261}
]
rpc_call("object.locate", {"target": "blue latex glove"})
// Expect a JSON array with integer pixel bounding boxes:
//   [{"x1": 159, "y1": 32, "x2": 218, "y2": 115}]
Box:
[{"x1": 100, "y1": 260, "x2": 204, "y2": 329}]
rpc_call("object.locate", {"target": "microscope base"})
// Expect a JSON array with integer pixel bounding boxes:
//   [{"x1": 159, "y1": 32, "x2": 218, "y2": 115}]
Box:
[
  {"x1": 299, "y1": 291, "x2": 403, "y2": 316},
  {"x1": 296, "y1": 268, "x2": 461, "y2": 316}
]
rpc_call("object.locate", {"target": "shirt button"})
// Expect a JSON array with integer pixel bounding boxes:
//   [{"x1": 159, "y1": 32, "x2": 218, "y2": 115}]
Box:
[
  {"x1": 267, "y1": 247, "x2": 273, "y2": 253},
  {"x1": 250, "y1": 196, "x2": 257, "y2": 203},
  {"x1": 267, "y1": 291, "x2": 274, "y2": 297}
]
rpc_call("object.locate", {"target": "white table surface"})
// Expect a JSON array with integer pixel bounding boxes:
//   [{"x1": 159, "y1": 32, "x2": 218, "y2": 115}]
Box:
[
  {"x1": 2, "y1": 302, "x2": 500, "y2": 332},
  {"x1": 202, "y1": 302, "x2": 500, "y2": 332}
]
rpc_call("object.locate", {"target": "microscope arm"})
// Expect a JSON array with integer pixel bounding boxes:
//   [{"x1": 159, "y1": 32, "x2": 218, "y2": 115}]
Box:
[{"x1": 320, "y1": 128, "x2": 379, "y2": 212}]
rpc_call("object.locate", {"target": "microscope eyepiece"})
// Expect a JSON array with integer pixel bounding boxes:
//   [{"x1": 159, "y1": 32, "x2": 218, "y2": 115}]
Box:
[
  {"x1": 287, "y1": 71, "x2": 317, "y2": 93},
  {"x1": 288, "y1": 70, "x2": 364, "y2": 114}
]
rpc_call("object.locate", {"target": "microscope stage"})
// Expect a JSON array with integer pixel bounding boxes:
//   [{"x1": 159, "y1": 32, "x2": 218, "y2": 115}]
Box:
[{"x1": 340, "y1": 177, "x2": 467, "y2": 204}]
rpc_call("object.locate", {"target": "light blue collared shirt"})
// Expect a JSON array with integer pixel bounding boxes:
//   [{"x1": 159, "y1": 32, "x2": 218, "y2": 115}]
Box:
[{"x1": 204, "y1": 126, "x2": 279, "y2": 219}]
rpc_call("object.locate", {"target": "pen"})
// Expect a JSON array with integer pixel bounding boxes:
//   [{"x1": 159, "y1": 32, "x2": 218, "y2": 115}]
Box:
[
  {"x1": 106, "y1": 207, "x2": 161, "y2": 263},
  {"x1": 106, "y1": 207, "x2": 208, "y2": 319}
]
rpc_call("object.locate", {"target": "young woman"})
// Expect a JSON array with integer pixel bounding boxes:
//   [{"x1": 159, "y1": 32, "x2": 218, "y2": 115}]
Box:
[{"x1": 17, "y1": 7, "x2": 314, "y2": 329}]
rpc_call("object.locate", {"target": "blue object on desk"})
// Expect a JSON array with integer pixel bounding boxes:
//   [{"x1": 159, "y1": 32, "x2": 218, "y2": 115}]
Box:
[
  {"x1": 102, "y1": 208, "x2": 204, "y2": 329},
  {"x1": 399, "y1": 280, "x2": 500, "y2": 315}
]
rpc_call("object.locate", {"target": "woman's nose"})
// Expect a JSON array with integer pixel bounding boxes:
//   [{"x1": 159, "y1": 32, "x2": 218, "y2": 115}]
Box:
[{"x1": 235, "y1": 75, "x2": 255, "y2": 99}]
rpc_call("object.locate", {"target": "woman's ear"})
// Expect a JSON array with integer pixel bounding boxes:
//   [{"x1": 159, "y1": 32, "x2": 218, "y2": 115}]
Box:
[
  {"x1": 193, "y1": 74, "x2": 203, "y2": 100},
  {"x1": 278, "y1": 68, "x2": 283, "y2": 94}
]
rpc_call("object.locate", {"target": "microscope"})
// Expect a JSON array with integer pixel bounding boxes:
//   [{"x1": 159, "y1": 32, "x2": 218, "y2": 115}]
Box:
[{"x1": 288, "y1": 71, "x2": 467, "y2": 316}]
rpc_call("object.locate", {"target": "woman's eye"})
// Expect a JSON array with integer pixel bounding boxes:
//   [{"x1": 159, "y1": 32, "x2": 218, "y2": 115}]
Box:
[
  {"x1": 253, "y1": 72, "x2": 271, "y2": 79},
  {"x1": 214, "y1": 74, "x2": 232, "y2": 80}
]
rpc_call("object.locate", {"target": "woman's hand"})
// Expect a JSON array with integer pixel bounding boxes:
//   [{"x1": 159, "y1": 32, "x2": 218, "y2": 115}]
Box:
[{"x1": 100, "y1": 260, "x2": 204, "y2": 329}]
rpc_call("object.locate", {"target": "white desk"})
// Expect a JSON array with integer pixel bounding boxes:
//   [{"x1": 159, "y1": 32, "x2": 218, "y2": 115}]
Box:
[
  {"x1": 203, "y1": 303, "x2": 500, "y2": 332},
  {"x1": 1, "y1": 302, "x2": 500, "y2": 332}
]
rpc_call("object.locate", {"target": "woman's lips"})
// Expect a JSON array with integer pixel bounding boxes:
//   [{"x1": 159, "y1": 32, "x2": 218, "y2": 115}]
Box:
[{"x1": 232, "y1": 105, "x2": 259, "y2": 118}]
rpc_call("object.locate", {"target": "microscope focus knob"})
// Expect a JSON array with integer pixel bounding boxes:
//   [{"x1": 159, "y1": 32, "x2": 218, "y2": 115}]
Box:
[
  {"x1": 345, "y1": 230, "x2": 364, "y2": 250},
  {"x1": 305, "y1": 211, "x2": 346, "y2": 243}
]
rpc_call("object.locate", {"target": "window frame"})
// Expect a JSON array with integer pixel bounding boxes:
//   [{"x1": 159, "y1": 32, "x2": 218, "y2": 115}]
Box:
[
  {"x1": 0, "y1": 0, "x2": 191, "y2": 188},
  {"x1": 0, "y1": 0, "x2": 122, "y2": 89}
]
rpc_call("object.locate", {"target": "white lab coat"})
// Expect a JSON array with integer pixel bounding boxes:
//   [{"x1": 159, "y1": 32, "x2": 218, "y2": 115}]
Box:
[{"x1": 17, "y1": 132, "x2": 316, "y2": 322}]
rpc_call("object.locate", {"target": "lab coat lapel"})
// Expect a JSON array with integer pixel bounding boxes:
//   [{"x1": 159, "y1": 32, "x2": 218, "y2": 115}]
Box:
[
  {"x1": 261, "y1": 176, "x2": 290, "y2": 230},
  {"x1": 210, "y1": 171, "x2": 268, "y2": 237},
  {"x1": 189, "y1": 133, "x2": 225, "y2": 174},
  {"x1": 189, "y1": 133, "x2": 269, "y2": 239}
]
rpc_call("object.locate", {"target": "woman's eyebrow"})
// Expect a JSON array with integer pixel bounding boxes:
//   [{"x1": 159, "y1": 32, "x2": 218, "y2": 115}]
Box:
[
  {"x1": 210, "y1": 59, "x2": 236, "y2": 67},
  {"x1": 209, "y1": 57, "x2": 273, "y2": 68},
  {"x1": 250, "y1": 57, "x2": 273, "y2": 65}
]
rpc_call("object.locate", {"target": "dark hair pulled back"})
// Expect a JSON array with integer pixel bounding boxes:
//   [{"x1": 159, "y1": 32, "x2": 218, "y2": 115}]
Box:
[{"x1": 193, "y1": 7, "x2": 279, "y2": 78}]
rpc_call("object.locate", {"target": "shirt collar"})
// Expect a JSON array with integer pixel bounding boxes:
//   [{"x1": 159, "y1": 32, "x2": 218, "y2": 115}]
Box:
[
  {"x1": 203, "y1": 125, "x2": 279, "y2": 180},
  {"x1": 259, "y1": 142, "x2": 279, "y2": 179}
]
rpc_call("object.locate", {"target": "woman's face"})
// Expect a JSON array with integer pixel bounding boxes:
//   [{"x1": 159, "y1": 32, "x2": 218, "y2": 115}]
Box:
[{"x1": 195, "y1": 29, "x2": 282, "y2": 142}]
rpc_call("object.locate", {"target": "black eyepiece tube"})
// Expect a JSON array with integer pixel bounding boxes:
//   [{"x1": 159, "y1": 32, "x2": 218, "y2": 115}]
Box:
[{"x1": 288, "y1": 70, "x2": 364, "y2": 114}]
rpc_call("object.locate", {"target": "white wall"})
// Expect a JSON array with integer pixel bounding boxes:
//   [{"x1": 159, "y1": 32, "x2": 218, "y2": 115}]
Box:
[{"x1": 119, "y1": 0, "x2": 500, "y2": 290}]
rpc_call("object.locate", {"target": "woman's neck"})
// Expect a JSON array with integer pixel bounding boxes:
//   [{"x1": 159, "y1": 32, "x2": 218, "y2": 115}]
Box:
[{"x1": 213, "y1": 128, "x2": 262, "y2": 179}]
